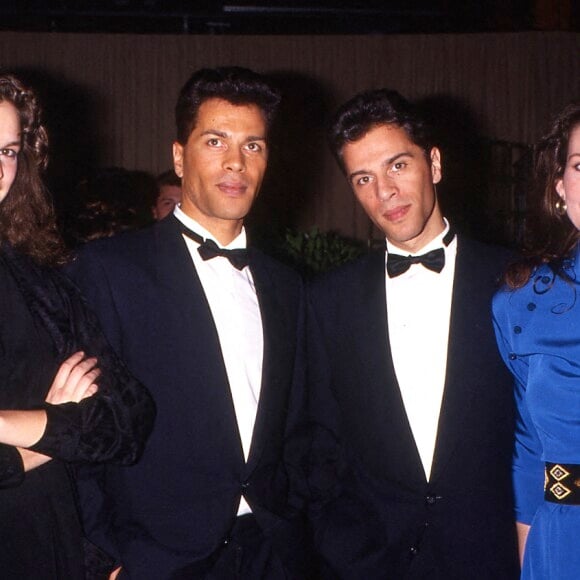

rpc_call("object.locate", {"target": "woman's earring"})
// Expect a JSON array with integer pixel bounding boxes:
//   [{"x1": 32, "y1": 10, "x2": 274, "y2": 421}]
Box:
[{"x1": 555, "y1": 197, "x2": 568, "y2": 216}]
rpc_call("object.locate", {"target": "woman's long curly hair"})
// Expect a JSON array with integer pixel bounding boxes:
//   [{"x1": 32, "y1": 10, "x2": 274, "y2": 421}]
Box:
[
  {"x1": 505, "y1": 102, "x2": 580, "y2": 289},
  {"x1": 0, "y1": 73, "x2": 67, "y2": 266}
]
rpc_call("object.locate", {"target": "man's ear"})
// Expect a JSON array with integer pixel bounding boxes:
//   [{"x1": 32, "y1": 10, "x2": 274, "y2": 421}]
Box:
[
  {"x1": 430, "y1": 147, "x2": 442, "y2": 184},
  {"x1": 173, "y1": 142, "x2": 184, "y2": 178}
]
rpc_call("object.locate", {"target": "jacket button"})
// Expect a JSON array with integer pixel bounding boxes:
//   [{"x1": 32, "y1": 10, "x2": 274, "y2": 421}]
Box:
[
  {"x1": 509, "y1": 353, "x2": 517, "y2": 360},
  {"x1": 514, "y1": 326, "x2": 522, "y2": 334},
  {"x1": 426, "y1": 494, "x2": 437, "y2": 505},
  {"x1": 527, "y1": 302, "x2": 536, "y2": 311},
  {"x1": 409, "y1": 546, "x2": 418, "y2": 557},
  {"x1": 241, "y1": 481, "x2": 250, "y2": 490}
]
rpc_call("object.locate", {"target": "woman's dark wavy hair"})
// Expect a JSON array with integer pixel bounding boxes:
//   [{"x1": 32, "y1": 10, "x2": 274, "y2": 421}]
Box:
[
  {"x1": 328, "y1": 88, "x2": 436, "y2": 174},
  {"x1": 505, "y1": 102, "x2": 580, "y2": 288},
  {"x1": 175, "y1": 66, "x2": 281, "y2": 145},
  {"x1": 0, "y1": 73, "x2": 67, "y2": 266}
]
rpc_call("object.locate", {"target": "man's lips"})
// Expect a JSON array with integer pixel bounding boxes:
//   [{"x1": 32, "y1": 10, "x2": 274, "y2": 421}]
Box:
[
  {"x1": 383, "y1": 204, "x2": 410, "y2": 222},
  {"x1": 217, "y1": 181, "x2": 248, "y2": 195}
]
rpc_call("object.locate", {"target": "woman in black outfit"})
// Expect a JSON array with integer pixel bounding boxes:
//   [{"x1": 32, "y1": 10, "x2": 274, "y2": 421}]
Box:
[{"x1": 0, "y1": 73, "x2": 155, "y2": 578}]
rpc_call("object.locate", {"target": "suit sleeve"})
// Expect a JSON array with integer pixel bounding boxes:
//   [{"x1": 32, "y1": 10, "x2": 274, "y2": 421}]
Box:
[
  {"x1": 492, "y1": 291, "x2": 544, "y2": 525},
  {"x1": 305, "y1": 282, "x2": 396, "y2": 578},
  {"x1": 305, "y1": 295, "x2": 346, "y2": 511},
  {"x1": 282, "y1": 282, "x2": 311, "y2": 511},
  {"x1": 29, "y1": 257, "x2": 156, "y2": 466}
]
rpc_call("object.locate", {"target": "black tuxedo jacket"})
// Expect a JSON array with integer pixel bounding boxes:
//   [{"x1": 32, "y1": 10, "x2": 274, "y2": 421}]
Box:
[
  {"x1": 307, "y1": 236, "x2": 519, "y2": 579},
  {"x1": 68, "y1": 216, "x2": 311, "y2": 579}
]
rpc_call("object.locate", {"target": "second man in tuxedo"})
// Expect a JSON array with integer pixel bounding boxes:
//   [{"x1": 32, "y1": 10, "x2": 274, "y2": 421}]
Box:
[{"x1": 307, "y1": 89, "x2": 519, "y2": 579}]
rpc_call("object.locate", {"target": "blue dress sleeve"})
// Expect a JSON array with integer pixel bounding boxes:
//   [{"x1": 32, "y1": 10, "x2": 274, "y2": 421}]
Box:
[{"x1": 492, "y1": 291, "x2": 544, "y2": 525}]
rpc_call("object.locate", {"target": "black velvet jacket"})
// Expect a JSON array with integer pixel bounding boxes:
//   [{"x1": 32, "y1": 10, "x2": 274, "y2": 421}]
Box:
[{"x1": 0, "y1": 242, "x2": 155, "y2": 488}]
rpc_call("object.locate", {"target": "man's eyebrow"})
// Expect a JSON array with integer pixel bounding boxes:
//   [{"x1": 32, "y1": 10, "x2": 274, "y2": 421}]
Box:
[
  {"x1": 348, "y1": 169, "x2": 371, "y2": 182},
  {"x1": 200, "y1": 129, "x2": 228, "y2": 139},
  {"x1": 347, "y1": 151, "x2": 414, "y2": 182},
  {"x1": 381, "y1": 151, "x2": 414, "y2": 168},
  {"x1": 199, "y1": 130, "x2": 266, "y2": 142}
]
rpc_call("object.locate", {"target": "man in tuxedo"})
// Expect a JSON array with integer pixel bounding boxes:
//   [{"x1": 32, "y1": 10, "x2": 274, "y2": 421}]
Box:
[
  {"x1": 68, "y1": 67, "x2": 312, "y2": 579},
  {"x1": 307, "y1": 89, "x2": 519, "y2": 578}
]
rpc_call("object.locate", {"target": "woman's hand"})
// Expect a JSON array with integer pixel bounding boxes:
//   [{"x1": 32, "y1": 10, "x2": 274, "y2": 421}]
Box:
[
  {"x1": 12, "y1": 353, "x2": 101, "y2": 471},
  {"x1": 45, "y1": 351, "x2": 100, "y2": 404},
  {"x1": 516, "y1": 521, "x2": 531, "y2": 568},
  {"x1": 0, "y1": 352, "x2": 101, "y2": 450}
]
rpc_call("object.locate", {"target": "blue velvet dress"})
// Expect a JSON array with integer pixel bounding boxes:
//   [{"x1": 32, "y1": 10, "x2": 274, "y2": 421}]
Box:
[{"x1": 493, "y1": 246, "x2": 580, "y2": 580}]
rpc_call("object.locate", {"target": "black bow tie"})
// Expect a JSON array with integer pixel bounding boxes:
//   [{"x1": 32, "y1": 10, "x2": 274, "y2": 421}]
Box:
[
  {"x1": 179, "y1": 223, "x2": 250, "y2": 271},
  {"x1": 386, "y1": 228, "x2": 455, "y2": 278},
  {"x1": 387, "y1": 248, "x2": 445, "y2": 278}
]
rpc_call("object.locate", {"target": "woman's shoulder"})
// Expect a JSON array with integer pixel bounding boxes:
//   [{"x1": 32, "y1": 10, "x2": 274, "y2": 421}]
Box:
[
  {"x1": 493, "y1": 262, "x2": 547, "y2": 315},
  {"x1": 494, "y1": 259, "x2": 580, "y2": 323},
  {"x1": 1, "y1": 242, "x2": 78, "y2": 306}
]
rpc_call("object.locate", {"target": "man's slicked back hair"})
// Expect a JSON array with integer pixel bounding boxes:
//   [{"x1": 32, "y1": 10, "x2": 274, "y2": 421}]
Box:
[
  {"x1": 329, "y1": 88, "x2": 435, "y2": 173},
  {"x1": 175, "y1": 66, "x2": 281, "y2": 145}
]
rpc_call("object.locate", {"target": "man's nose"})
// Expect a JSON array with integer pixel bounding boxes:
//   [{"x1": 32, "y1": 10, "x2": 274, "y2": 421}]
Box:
[
  {"x1": 223, "y1": 147, "x2": 245, "y2": 172},
  {"x1": 377, "y1": 175, "x2": 397, "y2": 201}
]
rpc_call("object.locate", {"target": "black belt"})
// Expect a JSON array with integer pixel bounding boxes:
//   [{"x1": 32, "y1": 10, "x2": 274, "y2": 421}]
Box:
[{"x1": 545, "y1": 463, "x2": 580, "y2": 504}]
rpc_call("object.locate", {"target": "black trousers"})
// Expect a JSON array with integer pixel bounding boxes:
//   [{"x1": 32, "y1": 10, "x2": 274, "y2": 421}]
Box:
[
  {"x1": 205, "y1": 515, "x2": 288, "y2": 580},
  {"x1": 93, "y1": 515, "x2": 300, "y2": 580},
  {"x1": 168, "y1": 515, "x2": 289, "y2": 580}
]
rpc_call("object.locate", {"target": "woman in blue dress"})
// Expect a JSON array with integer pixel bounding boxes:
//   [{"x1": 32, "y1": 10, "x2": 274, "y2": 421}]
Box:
[{"x1": 493, "y1": 101, "x2": 580, "y2": 580}]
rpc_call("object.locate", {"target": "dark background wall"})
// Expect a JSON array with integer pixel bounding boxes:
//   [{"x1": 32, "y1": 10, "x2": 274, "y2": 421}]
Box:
[{"x1": 0, "y1": 30, "x2": 578, "y2": 244}]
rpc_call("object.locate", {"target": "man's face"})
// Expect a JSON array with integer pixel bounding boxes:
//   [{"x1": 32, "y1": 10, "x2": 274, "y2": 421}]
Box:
[
  {"x1": 154, "y1": 184, "x2": 182, "y2": 220},
  {"x1": 0, "y1": 100, "x2": 21, "y2": 204},
  {"x1": 173, "y1": 97, "x2": 268, "y2": 240},
  {"x1": 342, "y1": 123, "x2": 444, "y2": 253}
]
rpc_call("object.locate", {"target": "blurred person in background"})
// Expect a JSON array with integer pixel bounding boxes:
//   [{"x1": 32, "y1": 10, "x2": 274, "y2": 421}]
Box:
[
  {"x1": 64, "y1": 167, "x2": 157, "y2": 246},
  {"x1": 153, "y1": 168, "x2": 182, "y2": 220}
]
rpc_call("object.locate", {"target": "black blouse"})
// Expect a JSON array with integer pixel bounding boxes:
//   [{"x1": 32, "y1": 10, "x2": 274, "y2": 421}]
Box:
[{"x1": 0, "y1": 244, "x2": 155, "y2": 578}]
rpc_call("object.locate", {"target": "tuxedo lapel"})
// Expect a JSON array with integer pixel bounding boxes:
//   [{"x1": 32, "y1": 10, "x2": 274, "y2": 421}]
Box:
[
  {"x1": 152, "y1": 217, "x2": 243, "y2": 457},
  {"x1": 430, "y1": 238, "x2": 492, "y2": 480},
  {"x1": 345, "y1": 253, "x2": 425, "y2": 483},
  {"x1": 244, "y1": 251, "x2": 294, "y2": 474}
]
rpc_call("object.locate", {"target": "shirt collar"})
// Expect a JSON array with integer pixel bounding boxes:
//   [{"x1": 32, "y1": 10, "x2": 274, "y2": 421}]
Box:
[
  {"x1": 386, "y1": 218, "x2": 451, "y2": 257},
  {"x1": 173, "y1": 205, "x2": 247, "y2": 250}
]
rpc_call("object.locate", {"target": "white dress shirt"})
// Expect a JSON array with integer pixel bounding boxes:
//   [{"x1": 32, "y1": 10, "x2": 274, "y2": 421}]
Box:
[
  {"x1": 385, "y1": 221, "x2": 457, "y2": 480},
  {"x1": 174, "y1": 206, "x2": 263, "y2": 515}
]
